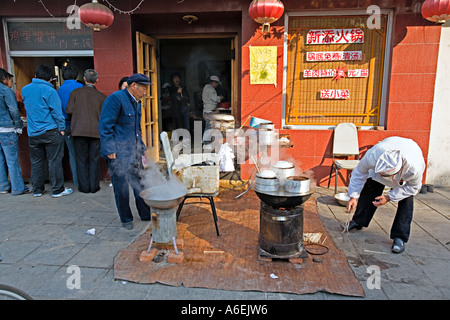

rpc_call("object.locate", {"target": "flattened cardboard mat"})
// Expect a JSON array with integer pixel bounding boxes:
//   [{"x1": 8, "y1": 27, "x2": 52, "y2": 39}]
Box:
[{"x1": 113, "y1": 190, "x2": 365, "y2": 297}]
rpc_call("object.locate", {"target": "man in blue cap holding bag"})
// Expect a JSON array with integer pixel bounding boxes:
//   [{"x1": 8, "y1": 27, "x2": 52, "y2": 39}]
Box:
[{"x1": 99, "y1": 73, "x2": 151, "y2": 229}]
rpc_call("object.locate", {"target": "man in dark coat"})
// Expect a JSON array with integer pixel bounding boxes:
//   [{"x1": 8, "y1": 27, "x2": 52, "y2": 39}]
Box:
[
  {"x1": 66, "y1": 69, "x2": 106, "y2": 193},
  {"x1": 98, "y1": 73, "x2": 151, "y2": 229}
]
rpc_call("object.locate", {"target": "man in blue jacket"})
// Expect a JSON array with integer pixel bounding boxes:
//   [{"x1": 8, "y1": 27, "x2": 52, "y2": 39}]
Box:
[
  {"x1": 57, "y1": 64, "x2": 83, "y2": 187},
  {"x1": 0, "y1": 68, "x2": 29, "y2": 195},
  {"x1": 99, "y1": 73, "x2": 151, "y2": 229},
  {"x1": 21, "y1": 65, "x2": 73, "y2": 198}
]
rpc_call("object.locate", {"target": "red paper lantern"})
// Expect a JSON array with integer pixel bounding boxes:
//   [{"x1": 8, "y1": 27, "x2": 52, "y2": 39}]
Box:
[
  {"x1": 249, "y1": 0, "x2": 285, "y2": 34},
  {"x1": 79, "y1": 0, "x2": 114, "y2": 32},
  {"x1": 422, "y1": 0, "x2": 450, "y2": 24}
]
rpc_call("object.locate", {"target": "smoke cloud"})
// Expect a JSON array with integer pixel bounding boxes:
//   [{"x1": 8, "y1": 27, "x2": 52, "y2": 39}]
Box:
[{"x1": 140, "y1": 158, "x2": 187, "y2": 201}]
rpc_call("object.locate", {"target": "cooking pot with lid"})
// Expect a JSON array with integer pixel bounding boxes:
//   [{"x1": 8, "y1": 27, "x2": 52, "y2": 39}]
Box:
[
  {"x1": 271, "y1": 161, "x2": 295, "y2": 187},
  {"x1": 255, "y1": 170, "x2": 280, "y2": 192}
]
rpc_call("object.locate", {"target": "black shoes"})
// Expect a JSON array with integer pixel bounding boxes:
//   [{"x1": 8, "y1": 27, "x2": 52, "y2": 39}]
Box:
[
  {"x1": 347, "y1": 220, "x2": 363, "y2": 231},
  {"x1": 344, "y1": 221, "x2": 406, "y2": 254},
  {"x1": 392, "y1": 238, "x2": 405, "y2": 254}
]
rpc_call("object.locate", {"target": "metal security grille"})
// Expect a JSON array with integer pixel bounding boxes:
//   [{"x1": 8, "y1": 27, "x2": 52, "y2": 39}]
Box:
[{"x1": 286, "y1": 15, "x2": 387, "y2": 126}]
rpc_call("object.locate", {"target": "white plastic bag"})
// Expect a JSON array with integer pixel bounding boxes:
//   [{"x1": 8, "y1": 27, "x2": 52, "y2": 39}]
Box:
[{"x1": 218, "y1": 143, "x2": 235, "y2": 172}]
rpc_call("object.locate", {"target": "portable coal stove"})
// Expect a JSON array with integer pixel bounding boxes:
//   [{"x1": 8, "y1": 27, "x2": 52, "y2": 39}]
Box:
[
  {"x1": 254, "y1": 187, "x2": 314, "y2": 260},
  {"x1": 139, "y1": 185, "x2": 187, "y2": 263}
]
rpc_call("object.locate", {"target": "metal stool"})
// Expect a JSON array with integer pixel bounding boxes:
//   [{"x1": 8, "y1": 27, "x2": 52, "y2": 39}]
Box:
[{"x1": 176, "y1": 192, "x2": 220, "y2": 236}]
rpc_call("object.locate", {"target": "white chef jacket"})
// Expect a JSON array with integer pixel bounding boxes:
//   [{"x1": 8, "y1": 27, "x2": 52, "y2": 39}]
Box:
[
  {"x1": 347, "y1": 136, "x2": 425, "y2": 202},
  {"x1": 202, "y1": 84, "x2": 221, "y2": 113}
]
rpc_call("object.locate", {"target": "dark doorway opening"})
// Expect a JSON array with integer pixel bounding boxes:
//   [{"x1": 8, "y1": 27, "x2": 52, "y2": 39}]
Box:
[{"x1": 158, "y1": 38, "x2": 233, "y2": 134}]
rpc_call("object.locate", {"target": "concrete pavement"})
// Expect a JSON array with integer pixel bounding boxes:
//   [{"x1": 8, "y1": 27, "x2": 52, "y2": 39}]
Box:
[{"x1": 0, "y1": 180, "x2": 449, "y2": 300}]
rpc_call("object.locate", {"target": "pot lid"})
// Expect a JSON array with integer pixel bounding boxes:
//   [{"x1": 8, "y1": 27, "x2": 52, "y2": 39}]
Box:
[
  {"x1": 257, "y1": 170, "x2": 277, "y2": 178},
  {"x1": 272, "y1": 161, "x2": 294, "y2": 169}
]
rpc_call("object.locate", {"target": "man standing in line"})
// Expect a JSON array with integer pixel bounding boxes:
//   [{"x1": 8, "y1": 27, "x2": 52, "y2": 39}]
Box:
[
  {"x1": 0, "y1": 68, "x2": 29, "y2": 195},
  {"x1": 66, "y1": 69, "x2": 106, "y2": 193},
  {"x1": 345, "y1": 136, "x2": 425, "y2": 253},
  {"x1": 21, "y1": 65, "x2": 73, "y2": 198},
  {"x1": 99, "y1": 73, "x2": 151, "y2": 229},
  {"x1": 57, "y1": 64, "x2": 83, "y2": 187}
]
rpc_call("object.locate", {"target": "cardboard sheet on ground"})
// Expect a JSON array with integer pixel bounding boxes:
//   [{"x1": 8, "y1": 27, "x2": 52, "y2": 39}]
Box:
[{"x1": 113, "y1": 190, "x2": 364, "y2": 297}]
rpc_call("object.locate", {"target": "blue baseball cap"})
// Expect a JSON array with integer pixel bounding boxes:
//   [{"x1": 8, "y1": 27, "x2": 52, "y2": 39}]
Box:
[{"x1": 127, "y1": 73, "x2": 151, "y2": 85}]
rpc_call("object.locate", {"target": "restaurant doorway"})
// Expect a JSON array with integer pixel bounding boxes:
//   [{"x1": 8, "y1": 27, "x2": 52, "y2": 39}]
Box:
[
  {"x1": 12, "y1": 56, "x2": 94, "y2": 92},
  {"x1": 156, "y1": 35, "x2": 238, "y2": 135},
  {"x1": 135, "y1": 32, "x2": 239, "y2": 159}
]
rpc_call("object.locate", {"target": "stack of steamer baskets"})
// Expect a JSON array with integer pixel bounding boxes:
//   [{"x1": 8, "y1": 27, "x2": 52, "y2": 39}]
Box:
[{"x1": 254, "y1": 161, "x2": 314, "y2": 260}]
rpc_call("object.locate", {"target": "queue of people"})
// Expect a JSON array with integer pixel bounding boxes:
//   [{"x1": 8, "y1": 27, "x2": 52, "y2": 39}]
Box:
[
  {"x1": 0, "y1": 64, "x2": 153, "y2": 230},
  {"x1": 1, "y1": 65, "x2": 108, "y2": 198}
]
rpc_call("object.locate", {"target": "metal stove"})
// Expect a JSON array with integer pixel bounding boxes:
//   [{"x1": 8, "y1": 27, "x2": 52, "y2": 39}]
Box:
[{"x1": 254, "y1": 188, "x2": 314, "y2": 260}]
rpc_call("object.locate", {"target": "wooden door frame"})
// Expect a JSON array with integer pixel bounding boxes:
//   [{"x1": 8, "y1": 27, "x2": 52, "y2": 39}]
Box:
[{"x1": 136, "y1": 32, "x2": 159, "y2": 161}]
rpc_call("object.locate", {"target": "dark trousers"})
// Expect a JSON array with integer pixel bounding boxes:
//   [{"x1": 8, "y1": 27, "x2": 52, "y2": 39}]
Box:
[
  {"x1": 28, "y1": 129, "x2": 65, "y2": 195},
  {"x1": 352, "y1": 178, "x2": 414, "y2": 242},
  {"x1": 173, "y1": 105, "x2": 190, "y2": 131},
  {"x1": 73, "y1": 136, "x2": 101, "y2": 193},
  {"x1": 106, "y1": 158, "x2": 150, "y2": 223}
]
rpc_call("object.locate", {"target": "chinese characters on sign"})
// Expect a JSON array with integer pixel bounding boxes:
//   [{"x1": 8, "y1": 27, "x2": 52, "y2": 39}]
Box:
[
  {"x1": 7, "y1": 20, "x2": 93, "y2": 52},
  {"x1": 304, "y1": 69, "x2": 338, "y2": 78},
  {"x1": 347, "y1": 69, "x2": 369, "y2": 77},
  {"x1": 307, "y1": 28, "x2": 364, "y2": 44},
  {"x1": 305, "y1": 28, "x2": 366, "y2": 101},
  {"x1": 320, "y1": 89, "x2": 350, "y2": 99},
  {"x1": 306, "y1": 51, "x2": 363, "y2": 62},
  {"x1": 304, "y1": 68, "x2": 369, "y2": 78}
]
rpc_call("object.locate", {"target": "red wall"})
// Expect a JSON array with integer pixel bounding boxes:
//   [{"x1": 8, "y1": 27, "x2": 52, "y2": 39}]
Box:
[
  {"x1": 92, "y1": 14, "x2": 134, "y2": 96},
  {"x1": 239, "y1": 5, "x2": 441, "y2": 186}
]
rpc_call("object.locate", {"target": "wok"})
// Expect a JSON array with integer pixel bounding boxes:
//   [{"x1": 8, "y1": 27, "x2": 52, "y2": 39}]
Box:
[
  {"x1": 254, "y1": 187, "x2": 314, "y2": 209},
  {"x1": 140, "y1": 186, "x2": 187, "y2": 209}
]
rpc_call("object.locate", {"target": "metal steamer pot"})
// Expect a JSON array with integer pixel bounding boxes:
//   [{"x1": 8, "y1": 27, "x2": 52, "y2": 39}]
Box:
[
  {"x1": 255, "y1": 170, "x2": 280, "y2": 193},
  {"x1": 271, "y1": 161, "x2": 295, "y2": 187},
  {"x1": 285, "y1": 176, "x2": 310, "y2": 194}
]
